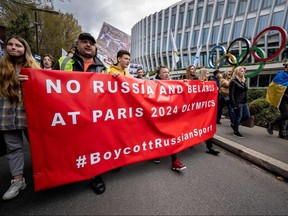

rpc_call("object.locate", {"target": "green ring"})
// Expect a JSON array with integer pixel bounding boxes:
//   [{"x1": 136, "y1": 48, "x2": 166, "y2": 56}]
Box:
[{"x1": 236, "y1": 47, "x2": 265, "y2": 78}]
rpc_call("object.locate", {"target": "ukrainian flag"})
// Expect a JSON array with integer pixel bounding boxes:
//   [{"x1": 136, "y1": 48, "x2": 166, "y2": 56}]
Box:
[{"x1": 266, "y1": 70, "x2": 288, "y2": 108}]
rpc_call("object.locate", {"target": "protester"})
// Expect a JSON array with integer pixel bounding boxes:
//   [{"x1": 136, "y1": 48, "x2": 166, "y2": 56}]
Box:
[
  {"x1": 53, "y1": 32, "x2": 107, "y2": 194},
  {"x1": 108, "y1": 49, "x2": 131, "y2": 76},
  {"x1": 266, "y1": 62, "x2": 288, "y2": 140},
  {"x1": 229, "y1": 66, "x2": 250, "y2": 138},
  {"x1": 153, "y1": 65, "x2": 186, "y2": 170},
  {"x1": 106, "y1": 49, "x2": 132, "y2": 172},
  {"x1": 218, "y1": 71, "x2": 235, "y2": 127},
  {"x1": 135, "y1": 67, "x2": 145, "y2": 79},
  {"x1": 40, "y1": 54, "x2": 54, "y2": 70},
  {"x1": 185, "y1": 64, "x2": 198, "y2": 80},
  {"x1": 196, "y1": 68, "x2": 220, "y2": 155},
  {"x1": 209, "y1": 69, "x2": 222, "y2": 124},
  {"x1": 0, "y1": 36, "x2": 39, "y2": 200}
]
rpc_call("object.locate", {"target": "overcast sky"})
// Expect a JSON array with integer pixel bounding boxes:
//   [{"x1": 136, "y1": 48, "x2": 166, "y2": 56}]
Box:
[{"x1": 53, "y1": 0, "x2": 181, "y2": 37}]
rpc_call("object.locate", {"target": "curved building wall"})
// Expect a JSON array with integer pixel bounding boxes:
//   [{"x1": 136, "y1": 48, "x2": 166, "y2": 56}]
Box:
[{"x1": 131, "y1": 0, "x2": 288, "y2": 77}]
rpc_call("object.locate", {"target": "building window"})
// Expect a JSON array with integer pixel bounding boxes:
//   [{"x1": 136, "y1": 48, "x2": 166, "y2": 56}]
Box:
[
  {"x1": 257, "y1": 15, "x2": 269, "y2": 34},
  {"x1": 164, "y1": 17, "x2": 168, "y2": 33},
  {"x1": 211, "y1": 25, "x2": 220, "y2": 44},
  {"x1": 271, "y1": 11, "x2": 284, "y2": 27},
  {"x1": 152, "y1": 20, "x2": 156, "y2": 35},
  {"x1": 221, "y1": 23, "x2": 231, "y2": 42},
  {"x1": 183, "y1": 55, "x2": 189, "y2": 68},
  {"x1": 237, "y1": 0, "x2": 247, "y2": 15},
  {"x1": 191, "y1": 29, "x2": 199, "y2": 47},
  {"x1": 186, "y1": 10, "x2": 193, "y2": 27},
  {"x1": 157, "y1": 38, "x2": 160, "y2": 52},
  {"x1": 226, "y1": 0, "x2": 236, "y2": 18},
  {"x1": 178, "y1": 12, "x2": 184, "y2": 29},
  {"x1": 195, "y1": 7, "x2": 203, "y2": 25},
  {"x1": 162, "y1": 36, "x2": 167, "y2": 51},
  {"x1": 262, "y1": 0, "x2": 272, "y2": 8},
  {"x1": 249, "y1": 74, "x2": 276, "y2": 88},
  {"x1": 201, "y1": 28, "x2": 209, "y2": 45},
  {"x1": 158, "y1": 18, "x2": 162, "y2": 34},
  {"x1": 205, "y1": 4, "x2": 213, "y2": 22},
  {"x1": 171, "y1": 14, "x2": 176, "y2": 29},
  {"x1": 148, "y1": 22, "x2": 151, "y2": 35},
  {"x1": 183, "y1": 32, "x2": 189, "y2": 49},
  {"x1": 215, "y1": 2, "x2": 224, "y2": 20},
  {"x1": 176, "y1": 33, "x2": 181, "y2": 48},
  {"x1": 259, "y1": 74, "x2": 271, "y2": 87},
  {"x1": 244, "y1": 18, "x2": 255, "y2": 38},
  {"x1": 249, "y1": 0, "x2": 259, "y2": 12},
  {"x1": 249, "y1": 76, "x2": 258, "y2": 87},
  {"x1": 281, "y1": 48, "x2": 288, "y2": 61},
  {"x1": 276, "y1": 0, "x2": 286, "y2": 4},
  {"x1": 232, "y1": 21, "x2": 243, "y2": 40}
]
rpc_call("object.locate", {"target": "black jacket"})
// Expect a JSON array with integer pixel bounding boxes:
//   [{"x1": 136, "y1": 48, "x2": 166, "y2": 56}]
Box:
[
  {"x1": 229, "y1": 78, "x2": 248, "y2": 108},
  {"x1": 53, "y1": 52, "x2": 106, "y2": 73}
]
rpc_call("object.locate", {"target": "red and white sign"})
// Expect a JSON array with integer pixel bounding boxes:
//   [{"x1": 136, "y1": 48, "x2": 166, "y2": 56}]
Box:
[{"x1": 21, "y1": 68, "x2": 218, "y2": 191}]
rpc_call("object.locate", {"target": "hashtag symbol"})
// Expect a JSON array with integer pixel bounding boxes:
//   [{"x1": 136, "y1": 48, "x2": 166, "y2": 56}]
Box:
[{"x1": 76, "y1": 155, "x2": 87, "y2": 168}]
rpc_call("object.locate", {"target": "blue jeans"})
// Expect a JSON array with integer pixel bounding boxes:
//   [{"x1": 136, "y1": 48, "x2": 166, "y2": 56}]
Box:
[
  {"x1": 217, "y1": 94, "x2": 235, "y2": 124},
  {"x1": 233, "y1": 103, "x2": 250, "y2": 133}
]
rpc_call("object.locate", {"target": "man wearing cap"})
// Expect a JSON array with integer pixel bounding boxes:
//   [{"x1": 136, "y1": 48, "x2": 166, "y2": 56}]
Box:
[
  {"x1": 53, "y1": 33, "x2": 107, "y2": 194},
  {"x1": 53, "y1": 33, "x2": 105, "y2": 72}
]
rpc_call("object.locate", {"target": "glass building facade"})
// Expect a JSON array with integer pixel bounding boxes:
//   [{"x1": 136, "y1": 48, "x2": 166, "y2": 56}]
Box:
[{"x1": 130, "y1": 0, "x2": 288, "y2": 81}]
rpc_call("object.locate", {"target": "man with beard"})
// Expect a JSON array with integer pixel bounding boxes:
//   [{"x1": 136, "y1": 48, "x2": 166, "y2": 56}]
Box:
[{"x1": 53, "y1": 33, "x2": 107, "y2": 195}]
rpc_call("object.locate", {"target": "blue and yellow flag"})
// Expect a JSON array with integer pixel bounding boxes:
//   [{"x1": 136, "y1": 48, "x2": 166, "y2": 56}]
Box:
[{"x1": 266, "y1": 70, "x2": 288, "y2": 108}]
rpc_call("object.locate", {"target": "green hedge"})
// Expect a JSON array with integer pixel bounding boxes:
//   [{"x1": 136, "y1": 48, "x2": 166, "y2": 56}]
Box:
[{"x1": 247, "y1": 89, "x2": 280, "y2": 128}]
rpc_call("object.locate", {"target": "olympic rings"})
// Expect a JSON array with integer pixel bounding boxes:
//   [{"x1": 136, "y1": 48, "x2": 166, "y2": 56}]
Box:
[
  {"x1": 216, "y1": 53, "x2": 236, "y2": 73},
  {"x1": 251, "y1": 26, "x2": 287, "y2": 62},
  {"x1": 226, "y1": 37, "x2": 251, "y2": 66},
  {"x1": 237, "y1": 47, "x2": 265, "y2": 78},
  {"x1": 208, "y1": 45, "x2": 226, "y2": 69},
  {"x1": 208, "y1": 26, "x2": 288, "y2": 78}
]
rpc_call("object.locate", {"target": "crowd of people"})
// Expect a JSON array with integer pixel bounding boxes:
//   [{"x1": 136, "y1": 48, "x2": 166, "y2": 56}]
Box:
[{"x1": 0, "y1": 32, "x2": 286, "y2": 202}]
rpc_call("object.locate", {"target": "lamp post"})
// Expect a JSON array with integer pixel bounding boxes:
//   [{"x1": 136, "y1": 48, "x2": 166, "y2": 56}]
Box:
[{"x1": 31, "y1": 8, "x2": 59, "y2": 54}]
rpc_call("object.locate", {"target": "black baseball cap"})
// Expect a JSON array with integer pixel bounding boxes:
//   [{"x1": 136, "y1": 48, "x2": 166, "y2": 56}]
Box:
[{"x1": 78, "y1": 33, "x2": 96, "y2": 44}]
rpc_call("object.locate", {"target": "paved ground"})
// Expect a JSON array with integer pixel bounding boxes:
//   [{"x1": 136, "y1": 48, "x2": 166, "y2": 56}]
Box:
[
  {"x1": 1, "y1": 118, "x2": 288, "y2": 215},
  {"x1": 213, "y1": 118, "x2": 288, "y2": 180}
]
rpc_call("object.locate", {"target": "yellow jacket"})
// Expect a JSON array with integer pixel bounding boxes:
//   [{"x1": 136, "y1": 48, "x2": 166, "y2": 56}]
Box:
[{"x1": 108, "y1": 65, "x2": 131, "y2": 76}]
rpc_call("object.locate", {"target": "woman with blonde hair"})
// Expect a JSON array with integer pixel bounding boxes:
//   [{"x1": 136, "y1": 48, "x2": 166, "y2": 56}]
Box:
[
  {"x1": 218, "y1": 71, "x2": 235, "y2": 126},
  {"x1": 193, "y1": 68, "x2": 220, "y2": 155},
  {"x1": 198, "y1": 67, "x2": 210, "y2": 81},
  {"x1": 0, "y1": 36, "x2": 39, "y2": 200},
  {"x1": 229, "y1": 66, "x2": 250, "y2": 138}
]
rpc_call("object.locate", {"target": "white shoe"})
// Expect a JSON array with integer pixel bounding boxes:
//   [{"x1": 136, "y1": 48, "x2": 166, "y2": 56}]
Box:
[{"x1": 2, "y1": 178, "x2": 26, "y2": 200}]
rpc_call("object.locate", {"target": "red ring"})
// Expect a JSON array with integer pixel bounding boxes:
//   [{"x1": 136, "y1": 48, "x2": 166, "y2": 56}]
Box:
[{"x1": 251, "y1": 26, "x2": 287, "y2": 62}]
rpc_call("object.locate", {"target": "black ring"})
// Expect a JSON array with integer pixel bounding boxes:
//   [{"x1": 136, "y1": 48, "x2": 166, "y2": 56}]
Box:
[{"x1": 226, "y1": 37, "x2": 251, "y2": 66}]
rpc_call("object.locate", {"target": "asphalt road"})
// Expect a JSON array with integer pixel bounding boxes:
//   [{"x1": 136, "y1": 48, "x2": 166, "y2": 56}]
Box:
[{"x1": 1, "y1": 141, "x2": 288, "y2": 215}]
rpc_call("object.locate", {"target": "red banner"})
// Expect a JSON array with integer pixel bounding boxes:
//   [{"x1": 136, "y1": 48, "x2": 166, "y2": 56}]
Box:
[{"x1": 21, "y1": 68, "x2": 218, "y2": 191}]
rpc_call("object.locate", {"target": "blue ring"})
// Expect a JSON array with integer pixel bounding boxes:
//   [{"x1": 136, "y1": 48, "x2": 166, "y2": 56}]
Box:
[{"x1": 208, "y1": 45, "x2": 226, "y2": 69}]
